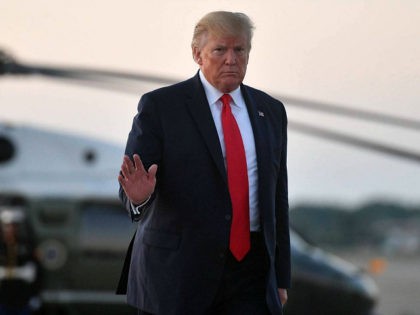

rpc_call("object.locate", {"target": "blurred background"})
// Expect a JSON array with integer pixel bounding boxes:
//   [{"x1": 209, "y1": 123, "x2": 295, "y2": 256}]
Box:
[{"x1": 1, "y1": 1, "x2": 419, "y2": 314}]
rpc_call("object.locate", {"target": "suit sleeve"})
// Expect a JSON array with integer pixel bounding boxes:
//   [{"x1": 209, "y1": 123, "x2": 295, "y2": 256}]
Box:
[
  {"x1": 119, "y1": 93, "x2": 163, "y2": 220},
  {"x1": 275, "y1": 105, "x2": 291, "y2": 288}
]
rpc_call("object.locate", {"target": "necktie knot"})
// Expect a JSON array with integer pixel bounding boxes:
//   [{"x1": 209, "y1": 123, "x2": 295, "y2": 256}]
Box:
[{"x1": 221, "y1": 94, "x2": 232, "y2": 108}]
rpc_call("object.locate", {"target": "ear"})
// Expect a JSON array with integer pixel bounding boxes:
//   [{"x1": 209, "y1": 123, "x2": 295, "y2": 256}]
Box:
[{"x1": 192, "y1": 46, "x2": 202, "y2": 65}]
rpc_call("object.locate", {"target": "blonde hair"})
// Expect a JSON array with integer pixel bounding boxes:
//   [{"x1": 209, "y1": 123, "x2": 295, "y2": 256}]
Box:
[{"x1": 191, "y1": 11, "x2": 255, "y2": 51}]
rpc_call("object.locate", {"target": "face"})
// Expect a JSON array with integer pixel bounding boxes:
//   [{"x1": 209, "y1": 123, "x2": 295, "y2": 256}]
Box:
[{"x1": 194, "y1": 33, "x2": 250, "y2": 93}]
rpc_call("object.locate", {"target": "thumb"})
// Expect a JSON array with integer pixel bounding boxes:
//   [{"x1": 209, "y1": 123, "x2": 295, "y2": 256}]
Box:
[{"x1": 148, "y1": 164, "x2": 158, "y2": 178}]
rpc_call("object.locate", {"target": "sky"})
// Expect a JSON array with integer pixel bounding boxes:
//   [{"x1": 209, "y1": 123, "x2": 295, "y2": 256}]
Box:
[{"x1": 1, "y1": 0, "x2": 420, "y2": 207}]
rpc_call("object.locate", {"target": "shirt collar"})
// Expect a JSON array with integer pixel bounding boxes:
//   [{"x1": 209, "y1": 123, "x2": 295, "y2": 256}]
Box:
[{"x1": 199, "y1": 70, "x2": 244, "y2": 108}]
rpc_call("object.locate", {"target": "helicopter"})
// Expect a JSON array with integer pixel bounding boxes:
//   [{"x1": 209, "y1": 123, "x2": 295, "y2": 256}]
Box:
[{"x1": 3, "y1": 49, "x2": 420, "y2": 315}]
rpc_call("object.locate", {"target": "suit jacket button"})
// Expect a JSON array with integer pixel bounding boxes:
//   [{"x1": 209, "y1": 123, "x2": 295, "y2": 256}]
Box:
[{"x1": 225, "y1": 214, "x2": 231, "y2": 221}]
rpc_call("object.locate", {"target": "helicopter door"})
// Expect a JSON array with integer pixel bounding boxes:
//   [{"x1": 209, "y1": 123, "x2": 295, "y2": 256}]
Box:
[{"x1": 71, "y1": 201, "x2": 136, "y2": 292}]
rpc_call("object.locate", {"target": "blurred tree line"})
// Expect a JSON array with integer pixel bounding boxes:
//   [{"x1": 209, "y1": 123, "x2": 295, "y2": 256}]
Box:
[{"x1": 290, "y1": 202, "x2": 420, "y2": 253}]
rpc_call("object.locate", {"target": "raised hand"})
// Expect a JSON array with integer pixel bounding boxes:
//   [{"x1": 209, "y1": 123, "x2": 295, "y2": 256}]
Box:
[{"x1": 118, "y1": 154, "x2": 158, "y2": 205}]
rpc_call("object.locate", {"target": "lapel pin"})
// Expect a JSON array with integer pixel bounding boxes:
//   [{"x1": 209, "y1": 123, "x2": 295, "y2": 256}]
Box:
[{"x1": 258, "y1": 111, "x2": 265, "y2": 117}]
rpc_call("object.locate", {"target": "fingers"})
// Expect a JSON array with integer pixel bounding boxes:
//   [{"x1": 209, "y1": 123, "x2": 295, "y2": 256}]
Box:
[
  {"x1": 124, "y1": 155, "x2": 135, "y2": 174},
  {"x1": 118, "y1": 174, "x2": 127, "y2": 190},
  {"x1": 119, "y1": 155, "x2": 156, "y2": 181},
  {"x1": 120, "y1": 155, "x2": 142, "y2": 179},
  {"x1": 133, "y1": 154, "x2": 146, "y2": 173},
  {"x1": 120, "y1": 158, "x2": 131, "y2": 180}
]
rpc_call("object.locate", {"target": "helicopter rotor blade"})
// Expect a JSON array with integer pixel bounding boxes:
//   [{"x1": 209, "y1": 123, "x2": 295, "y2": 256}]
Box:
[
  {"x1": 4, "y1": 50, "x2": 420, "y2": 131},
  {"x1": 290, "y1": 121, "x2": 420, "y2": 164},
  {"x1": 3, "y1": 50, "x2": 420, "y2": 131},
  {"x1": 1, "y1": 55, "x2": 177, "y2": 86},
  {"x1": 281, "y1": 95, "x2": 420, "y2": 131},
  {"x1": 2, "y1": 50, "x2": 420, "y2": 164}
]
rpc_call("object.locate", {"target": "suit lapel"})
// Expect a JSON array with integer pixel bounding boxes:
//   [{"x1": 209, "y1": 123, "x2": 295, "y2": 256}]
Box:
[
  {"x1": 241, "y1": 85, "x2": 270, "y2": 170},
  {"x1": 241, "y1": 85, "x2": 271, "y2": 221},
  {"x1": 185, "y1": 74, "x2": 227, "y2": 183}
]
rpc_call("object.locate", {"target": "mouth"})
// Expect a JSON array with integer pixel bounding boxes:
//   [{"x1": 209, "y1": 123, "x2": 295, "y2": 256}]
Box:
[{"x1": 221, "y1": 71, "x2": 239, "y2": 77}]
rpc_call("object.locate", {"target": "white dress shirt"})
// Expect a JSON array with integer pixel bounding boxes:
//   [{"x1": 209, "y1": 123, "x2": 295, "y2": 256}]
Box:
[{"x1": 199, "y1": 71, "x2": 260, "y2": 231}]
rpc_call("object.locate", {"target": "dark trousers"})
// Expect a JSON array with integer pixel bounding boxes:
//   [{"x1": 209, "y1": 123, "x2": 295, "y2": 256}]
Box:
[
  {"x1": 137, "y1": 232, "x2": 270, "y2": 315},
  {"x1": 207, "y1": 232, "x2": 270, "y2": 315},
  {"x1": 0, "y1": 305, "x2": 30, "y2": 315}
]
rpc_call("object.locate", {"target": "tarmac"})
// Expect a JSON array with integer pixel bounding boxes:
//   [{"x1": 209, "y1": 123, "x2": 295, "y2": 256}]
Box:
[{"x1": 337, "y1": 249, "x2": 420, "y2": 315}]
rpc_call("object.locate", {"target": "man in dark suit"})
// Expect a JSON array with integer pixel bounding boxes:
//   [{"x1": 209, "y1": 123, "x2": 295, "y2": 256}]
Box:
[{"x1": 117, "y1": 11, "x2": 290, "y2": 315}]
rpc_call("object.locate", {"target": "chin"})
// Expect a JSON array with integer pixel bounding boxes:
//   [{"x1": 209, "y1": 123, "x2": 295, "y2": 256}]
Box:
[{"x1": 219, "y1": 80, "x2": 241, "y2": 92}]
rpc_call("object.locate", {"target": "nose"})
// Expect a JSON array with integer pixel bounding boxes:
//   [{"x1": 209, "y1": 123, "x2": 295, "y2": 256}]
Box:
[{"x1": 225, "y1": 49, "x2": 237, "y2": 65}]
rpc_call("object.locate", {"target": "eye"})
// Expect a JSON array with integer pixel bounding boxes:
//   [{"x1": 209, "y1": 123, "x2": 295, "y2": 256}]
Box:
[
  {"x1": 235, "y1": 47, "x2": 246, "y2": 55},
  {"x1": 213, "y1": 47, "x2": 225, "y2": 55}
]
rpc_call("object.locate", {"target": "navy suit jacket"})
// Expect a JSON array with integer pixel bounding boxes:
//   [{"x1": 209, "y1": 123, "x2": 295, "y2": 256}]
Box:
[{"x1": 117, "y1": 73, "x2": 290, "y2": 315}]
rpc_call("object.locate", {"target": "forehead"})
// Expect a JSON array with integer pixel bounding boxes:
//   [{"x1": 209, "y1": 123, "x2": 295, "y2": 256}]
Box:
[{"x1": 204, "y1": 33, "x2": 248, "y2": 47}]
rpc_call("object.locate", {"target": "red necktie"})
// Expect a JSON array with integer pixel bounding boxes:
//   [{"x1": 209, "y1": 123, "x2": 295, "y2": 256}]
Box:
[{"x1": 220, "y1": 94, "x2": 250, "y2": 261}]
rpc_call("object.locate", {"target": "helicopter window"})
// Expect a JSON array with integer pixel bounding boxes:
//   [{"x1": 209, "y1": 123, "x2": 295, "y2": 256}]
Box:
[
  {"x1": 0, "y1": 194, "x2": 27, "y2": 207},
  {"x1": 83, "y1": 149, "x2": 97, "y2": 164},
  {"x1": 38, "y1": 207, "x2": 69, "y2": 225},
  {"x1": 0, "y1": 136, "x2": 15, "y2": 163},
  {"x1": 79, "y1": 203, "x2": 134, "y2": 253}
]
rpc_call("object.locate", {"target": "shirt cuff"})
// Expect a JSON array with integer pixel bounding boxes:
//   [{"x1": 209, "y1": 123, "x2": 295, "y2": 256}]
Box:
[{"x1": 130, "y1": 196, "x2": 151, "y2": 215}]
